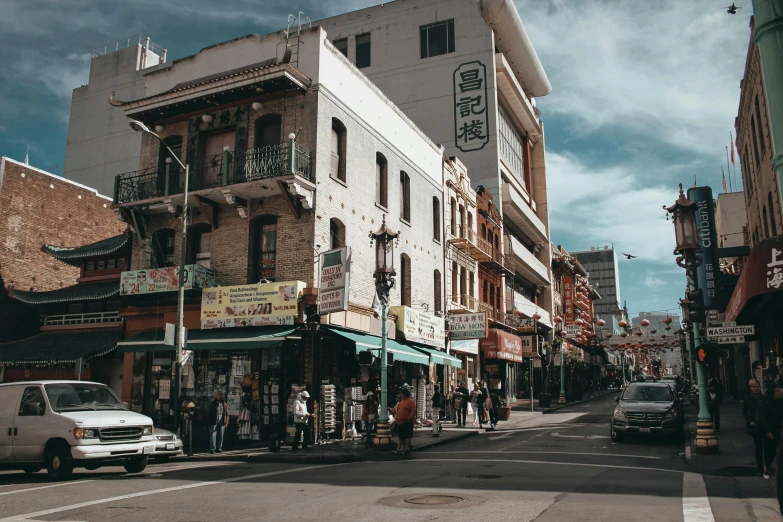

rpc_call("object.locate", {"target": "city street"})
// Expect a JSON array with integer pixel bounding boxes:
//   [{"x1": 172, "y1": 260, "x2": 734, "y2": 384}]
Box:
[{"x1": 0, "y1": 393, "x2": 778, "y2": 522}]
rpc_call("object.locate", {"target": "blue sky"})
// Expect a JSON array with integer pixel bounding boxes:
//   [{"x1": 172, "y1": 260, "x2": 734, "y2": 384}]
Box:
[{"x1": 0, "y1": 0, "x2": 750, "y2": 318}]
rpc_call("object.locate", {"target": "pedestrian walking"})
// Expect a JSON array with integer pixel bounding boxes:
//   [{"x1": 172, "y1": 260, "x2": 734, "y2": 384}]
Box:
[
  {"x1": 208, "y1": 391, "x2": 229, "y2": 454},
  {"x1": 431, "y1": 384, "x2": 442, "y2": 437},
  {"x1": 489, "y1": 390, "x2": 501, "y2": 430},
  {"x1": 479, "y1": 381, "x2": 490, "y2": 426},
  {"x1": 393, "y1": 388, "x2": 416, "y2": 456},
  {"x1": 708, "y1": 380, "x2": 721, "y2": 431},
  {"x1": 455, "y1": 381, "x2": 469, "y2": 427},
  {"x1": 446, "y1": 385, "x2": 456, "y2": 423},
  {"x1": 743, "y1": 379, "x2": 765, "y2": 476},
  {"x1": 470, "y1": 383, "x2": 481, "y2": 426},
  {"x1": 362, "y1": 388, "x2": 379, "y2": 448},
  {"x1": 293, "y1": 390, "x2": 313, "y2": 450},
  {"x1": 758, "y1": 381, "x2": 783, "y2": 479}
]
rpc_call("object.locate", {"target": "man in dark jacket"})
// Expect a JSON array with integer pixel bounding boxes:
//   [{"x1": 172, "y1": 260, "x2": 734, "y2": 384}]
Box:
[
  {"x1": 209, "y1": 391, "x2": 229, "y2": 454},
  {"x1": 455, "y1": 381, "x2": 469, "y2": 427}
]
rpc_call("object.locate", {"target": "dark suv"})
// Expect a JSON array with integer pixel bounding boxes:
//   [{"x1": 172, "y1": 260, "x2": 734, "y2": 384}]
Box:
[{"x1": 611, "y1": 382, "x2": 683, "y2": 442}]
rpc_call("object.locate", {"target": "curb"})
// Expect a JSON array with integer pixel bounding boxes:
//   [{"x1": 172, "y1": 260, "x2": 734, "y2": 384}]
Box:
[
  {"x1": 541, "y1": 390, "x2": 619, "y2": 414},
  {"x1": 168, "y1": 429, "x2": 479, "y2": 465}
]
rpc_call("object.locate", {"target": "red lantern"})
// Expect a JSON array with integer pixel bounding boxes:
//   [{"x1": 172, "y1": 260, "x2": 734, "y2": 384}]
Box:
[{"x1": 640, "y1": 319, "x2": 650, "y2": 327}]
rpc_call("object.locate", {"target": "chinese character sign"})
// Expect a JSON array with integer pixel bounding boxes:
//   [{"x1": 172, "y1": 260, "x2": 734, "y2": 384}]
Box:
[
  {"x1": 768, "y1": 247, "x2": 783, "y2": 289},
  {"x1": 453, "y1": 61, "x2": 489, "y2": 153},
  {"x1": 562, "y1": 276, "x2": 575, "y2": 324}
]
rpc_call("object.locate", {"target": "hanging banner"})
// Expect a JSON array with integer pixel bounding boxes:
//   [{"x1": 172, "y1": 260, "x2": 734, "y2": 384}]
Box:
[
  {"x1": 390, "y1": 306, "x2": 446, "y2": 348},
  {"x1": 520, "y1": 335, "x2": 538, "y2": 358},
  {"x1": 687, "y1": 186, "x2": 720, "y2": 309},
  {"x1": 120, "y1": 265, "x2": 216, "y2": 296},
  {"x1": 318, "y1": 247, "x2": 351, "y2": 314},
  {"x1": 200, "y1": 281, "x2": 305, "y2": 329},
  {"x1": 453, "y1": 61, "x2": 490, "y2": 153},
  {"x1": 448, "y1": 312, "x2": 488, "y2": 340},
  {"x1": 563, "y1": 276, "x2": 575, "y2": 324}
]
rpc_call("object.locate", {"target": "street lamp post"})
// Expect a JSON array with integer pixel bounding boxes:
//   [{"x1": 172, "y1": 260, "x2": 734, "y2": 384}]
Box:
[
  {"x1": 664, "y1": 184, "x2": 718, "y2": 454},
  {"x1": 369, "y1": 216, "x2": 399, "y2": 449},
  {"x1": 532, "y1": 312, "x2": 541, "y2": 412},
  {"x1": 129, "y1": 119, "x2": 189, "y2": 433},
  {"x1": 553, "y1": 316, "x2": 566, "y2": 404}
]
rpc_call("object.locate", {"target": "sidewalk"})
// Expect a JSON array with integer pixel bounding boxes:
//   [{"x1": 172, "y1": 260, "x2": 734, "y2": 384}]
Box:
[
  {"x1": 169, "y1": 422, "x2": 479, "y2": 465},
  {"x1": 684, "y1": 398, "x2": 762, "y2": 476},
  {"x1": 511, "y1": 388, "x2": 618, "y2": 414}
]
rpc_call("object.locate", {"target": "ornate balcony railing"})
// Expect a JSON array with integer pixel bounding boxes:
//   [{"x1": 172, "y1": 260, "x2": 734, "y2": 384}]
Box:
[
  {"x1": 114, "y1": 141, "x2": 313, "y2": 205},
  {"x1": 43, "y1": 311, "x2": 121, "y2": 327}
]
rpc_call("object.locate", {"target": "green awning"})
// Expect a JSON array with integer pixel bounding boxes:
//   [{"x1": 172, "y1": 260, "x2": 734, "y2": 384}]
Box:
[
  {"x1": 325, "y1": 328, "x2": 430, "y2": 365},
  {"x1": 117, "y1": 326, "x2": 297, "y2": 353},
  {"x1": 411, "y1": 344, "x2": 463, "y2": 368},
  {"x1": 0, "y1": 331, "x2": 119, "y2": 363}
]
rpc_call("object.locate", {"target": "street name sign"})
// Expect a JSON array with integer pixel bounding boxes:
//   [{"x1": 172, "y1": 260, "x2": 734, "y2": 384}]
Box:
[
  {"x1": 706, "y1": 325, "x2": 755, "y2": 337},
  {"x1": 718, "y1": 336, "x2": 744, "y2": 344}
]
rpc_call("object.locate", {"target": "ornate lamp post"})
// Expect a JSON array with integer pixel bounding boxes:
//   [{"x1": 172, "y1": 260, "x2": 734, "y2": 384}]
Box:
[
  {"x1": 553, "y1": 316, "x2": 567, "y2": 405},
  {"x1": 369, "y1": 216, "x2": 399, "y2": 449},
  {"x1": 664, "y1": 184, "x2": 717, "y2": 454}
]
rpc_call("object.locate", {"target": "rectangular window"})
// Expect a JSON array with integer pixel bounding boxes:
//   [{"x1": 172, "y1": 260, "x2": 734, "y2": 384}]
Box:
[
  {"x1": 97, "y1": 260, "x2": 105, "y2": 271},
  {"x1": 86, "y1": 262, "x2": 95, "y2": 272},
  {"x1": 107, "y1": 259, "x2": 116, "y2": 269},
  {"x1": 255, "y1": 220, "x2": 277, "y2": 282},
  {"x1": 432, "y1": 197, "x2": 440, "y2": 241},
  {"x1": 420, "y1": 20, "x2": 455, "y2": 59},
  {"x1": 498, "y1": 105, "x2": 526, "y2": 186},
  {"x1": 356, "y1": 33, "x2": 371, "y2": 68},
  {"x1": 400, "y1": 171, "x2": 411, "y2": 222},
  {"x1": 756, "y1": 96, "x2": 766, "y2": 153},
  {"x1": 751, "y1": 117, "x2": 761, "y2": 167},
  {"x1": 333, "y1": 38, "x2": 348, "y2": 57}
]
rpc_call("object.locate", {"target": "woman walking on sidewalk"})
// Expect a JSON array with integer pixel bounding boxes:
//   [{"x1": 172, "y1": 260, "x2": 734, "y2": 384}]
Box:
[
  {"x1": 743, "y1": 379, "x2": 765, "y2": 476},
  {"x1": 757, "y1": 381, "x2": 783, "y2": 479},
  {"x1": 470, "y1": 383, "x2": 481, "y2": 427}
]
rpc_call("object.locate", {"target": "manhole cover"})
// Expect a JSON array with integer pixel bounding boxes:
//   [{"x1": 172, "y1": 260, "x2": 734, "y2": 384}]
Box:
[
  {"x1": 465, "y1": 474, "x2": 501, "y2": 479},
  {"x1": 405, "y1": 495, "x2": 464, "y2": 505}
]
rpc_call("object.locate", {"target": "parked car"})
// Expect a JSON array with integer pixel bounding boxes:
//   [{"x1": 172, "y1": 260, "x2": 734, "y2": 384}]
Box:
[
  {"x1": 611, "y1": 382, "x2": 684, "y2": 442},
  {"x1": 151, "y1": 428, "x2": 183, "y2": 462},
  {"x1": 0, "y1": 381, "x2": 156, "y2": 480}
]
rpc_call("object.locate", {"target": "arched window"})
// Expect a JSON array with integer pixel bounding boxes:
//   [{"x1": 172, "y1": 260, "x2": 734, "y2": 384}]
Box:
[
  {"x1": 187, "y1": 223, "x2": 212, "y2": 268},
  {"x1": 400, "y1": 254, "x2": 412, "y2": 306},
  {"x1": 329, "y1": 218, "x2": 345, "y2": 249},
  {"x1": 451, "y1": 261, "x2": 458, "y2": 303},
  {"x1": 763, "y1": 206, "x2": 770, "y2": 239},
  {"x1": 434, "y1": 270, "x2": 442, "y2": 313},
  {"x1": 769, "y1": 192, "x2": 778, "y2": 237},
  {"x1": 157, "y1": 135, "x2": 183, "y2": 194},
  {"x1": 254, "y1": 114, "x2": 282, "y2": 149},
  {"x1": 432, "y1": 197, "x2": 440, "y2": 241},
  {"x1": 400, "y1": 171, "x2": 411, "y2": 222},
  {"x1": 376, "y1": 153, "x2": 388, "y2": 207},
  {"x1": 450, "y1": 198, "x2": 457, "y2": 236},
  {"x1": 150, "y1": 229, "x2": 175, "y2": 268},
  {"x1": 331, "y1": 118, "x2": 347, "y2": 182},
  {"x1": 457, "y1": 205, "x2": 465, "y2": 238},
  {"x1": 249, "y1": 216, "x2": 278, "y2": 283}
]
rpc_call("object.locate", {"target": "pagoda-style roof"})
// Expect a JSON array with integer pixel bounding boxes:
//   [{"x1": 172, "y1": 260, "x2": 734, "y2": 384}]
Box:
[
  {"x1": 42, "y1": 233, "x2": 130, "y2": 267},
  {"x1": 11, "y1": 281, "x2": 119, "y2": 305},
  {"x1": 0, "y1": 331, "x2": 119, "y2": 364}
]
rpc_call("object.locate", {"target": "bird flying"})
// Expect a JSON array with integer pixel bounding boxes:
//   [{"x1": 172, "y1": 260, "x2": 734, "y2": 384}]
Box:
[
  {"x1": 726, "y1": 3, "x2": 740, "y2": 14},
  {"x1": 623, "y1": 253, "x2": 638, "y2": 260}
]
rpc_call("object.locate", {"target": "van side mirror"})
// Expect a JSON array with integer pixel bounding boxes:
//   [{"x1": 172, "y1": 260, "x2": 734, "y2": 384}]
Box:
[
  {"x1": 23, "y1": 402, "x2": 44, "y2": 416},
  {"x1": 615, "y1": 396, "x2": 620, "y2": 403}
]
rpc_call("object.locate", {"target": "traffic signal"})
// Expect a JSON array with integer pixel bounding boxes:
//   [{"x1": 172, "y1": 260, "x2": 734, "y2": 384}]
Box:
[{"x1": 680, "y1": 289, "x2": 705, "y2": 324}]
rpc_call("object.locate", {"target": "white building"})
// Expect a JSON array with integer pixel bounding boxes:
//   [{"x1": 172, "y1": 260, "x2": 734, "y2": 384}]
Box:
[{"x1": 317, "y1": 0, "x2": 554, "y2": 330}]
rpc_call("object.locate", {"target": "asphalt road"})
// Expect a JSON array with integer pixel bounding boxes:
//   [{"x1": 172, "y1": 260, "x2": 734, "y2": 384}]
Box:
[{"x1": 0, "y1": 393, "x2": 779, "y2": 521}]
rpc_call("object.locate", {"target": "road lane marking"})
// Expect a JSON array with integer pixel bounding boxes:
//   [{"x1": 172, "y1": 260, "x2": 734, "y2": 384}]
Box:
[
  {"x1": 682, "y1": 472, "x2": 715, "y2": 522},
  {"x1": 410, "y1": 458, "x2": 681, "y2": 474},
  {"x1": 0, "y1": 461, "x2": 233, "y2": 497},
  {"x1": 0, "y1": 463, "x2": 351, "y2": 522},
  {"x1": 425, "y1": 451, "x2": 662, "y2": 460},
  {"x1": 487, "y1": 431, "x2": 514, "y2": 441}
]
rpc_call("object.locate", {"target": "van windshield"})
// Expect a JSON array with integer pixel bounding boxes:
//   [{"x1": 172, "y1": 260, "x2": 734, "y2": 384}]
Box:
[{"x1": 44, "y1": 383, "x2": 126, "y2": 412}]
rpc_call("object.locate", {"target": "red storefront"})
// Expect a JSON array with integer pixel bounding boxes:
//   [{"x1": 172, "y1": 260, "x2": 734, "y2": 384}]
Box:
[{"x1": 479, "y1": 328, "x2": 523, "y2": 401}]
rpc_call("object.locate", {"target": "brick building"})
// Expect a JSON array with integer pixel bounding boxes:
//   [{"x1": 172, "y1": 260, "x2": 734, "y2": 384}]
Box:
[
  {"x1": 0, "y1": 157, "x2": 125, "y2": 341},
  {"x1": 104, "y1": 27, "x2": 460, "y2": 442}
]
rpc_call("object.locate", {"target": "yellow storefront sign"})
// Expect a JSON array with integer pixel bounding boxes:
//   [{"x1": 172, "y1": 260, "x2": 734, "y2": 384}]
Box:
[{"x1": 200, "y1": 281, "x2": 305, "y2": 329}]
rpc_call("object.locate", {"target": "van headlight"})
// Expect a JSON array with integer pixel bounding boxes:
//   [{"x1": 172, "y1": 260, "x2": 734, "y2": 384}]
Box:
[
  {"x1": 73, "y1": 428, "x2": 98, "y2": 440},
  {"x1": 613, "y1": 407, "x2": 627, "y2": 420},
  {"x1": 142, "y1": 426, "x2": 154, "y2": 436}
]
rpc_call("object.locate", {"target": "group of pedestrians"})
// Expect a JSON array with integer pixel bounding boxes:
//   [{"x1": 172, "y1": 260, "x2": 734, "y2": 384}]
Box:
[
  {"x1": 444, "y1": 380, "x2": 499, "y2": 430},
  {"x1": 743, "y1": 378, "x2": 783, "y2": 478}
]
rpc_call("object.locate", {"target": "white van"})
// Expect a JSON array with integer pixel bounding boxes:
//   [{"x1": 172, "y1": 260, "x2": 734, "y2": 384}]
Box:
[{"x1": 0, "y1": 380, "x2": 156, "y2": 480}]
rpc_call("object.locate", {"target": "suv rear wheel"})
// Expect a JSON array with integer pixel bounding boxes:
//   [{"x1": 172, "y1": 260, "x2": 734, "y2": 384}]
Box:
[
  {"x1": 46, "y1": 444, "x2": 74, "y2": 480},
  {"x1": 124, "y1": 456, "x2": 148, "y2": 474}
]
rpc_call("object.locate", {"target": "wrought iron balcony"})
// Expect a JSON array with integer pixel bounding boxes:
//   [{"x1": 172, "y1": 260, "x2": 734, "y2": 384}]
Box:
[
  {"x1": 446, "y1": 225, "x2": 492, "y2": 262},
  {"x1": 114, "y1": 141, "x2": 313, "y2": 205},
  {"x1": 43, "y1": 311, "x2": 121, "y2": 327}
]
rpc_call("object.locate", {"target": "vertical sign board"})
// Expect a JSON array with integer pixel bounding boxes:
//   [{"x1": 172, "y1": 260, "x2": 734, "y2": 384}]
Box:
[
  {"x1": 453, "y1": 61, "x2": 490, "y2": 153},
  {"x1": 318, "y1": 247, "x2": 351, "y2": 314},
  {"x1": 562, "y1": 276, "x2": 575, "y2": 324},
  {"x1": 687, "y1": 187, "x2": 720, "y2": 308}
]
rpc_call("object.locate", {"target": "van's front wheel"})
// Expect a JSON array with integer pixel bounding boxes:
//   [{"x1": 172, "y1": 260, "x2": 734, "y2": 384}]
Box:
[
  {"x1": 46, "y1": 445, "x2": 74, "y2": 480},
  {"x1": 123, "y1": 456, "x2": 148, "y2": 474}
]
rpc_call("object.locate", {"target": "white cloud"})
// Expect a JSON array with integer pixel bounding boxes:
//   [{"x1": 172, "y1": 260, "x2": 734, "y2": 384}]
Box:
[{"x1": 520, "y1": 0, "x2": 748, "y2": 156}]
